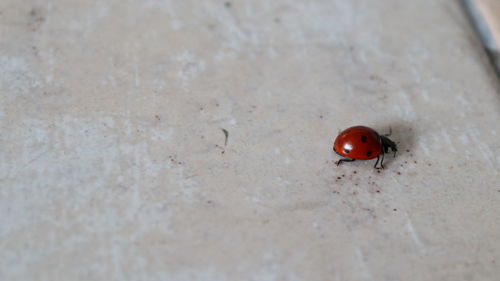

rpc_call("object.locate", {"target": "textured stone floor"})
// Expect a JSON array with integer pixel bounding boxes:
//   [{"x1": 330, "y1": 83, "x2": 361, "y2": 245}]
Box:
[{"x1": 1, "y1": 0, "x2": 500, "y2": 280}]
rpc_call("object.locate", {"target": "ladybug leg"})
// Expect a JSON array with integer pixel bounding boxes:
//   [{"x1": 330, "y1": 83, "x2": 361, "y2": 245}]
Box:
[
  {"x1": 374, "y1": 152, "x2": 385, "y2": 169},
  {"x1": 336, "y1": 158, "x2": 355, "y2": 166}
]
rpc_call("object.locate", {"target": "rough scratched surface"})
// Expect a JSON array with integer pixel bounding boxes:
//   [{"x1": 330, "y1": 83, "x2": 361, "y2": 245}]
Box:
[{"x1": 1, "y1": 0, "x2": 500, "y2": 280}]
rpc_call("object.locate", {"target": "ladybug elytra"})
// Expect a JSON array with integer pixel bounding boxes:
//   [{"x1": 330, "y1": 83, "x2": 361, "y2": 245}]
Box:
[{"x1": 333, "y1": 126, "x2": 397, "y2": 169}]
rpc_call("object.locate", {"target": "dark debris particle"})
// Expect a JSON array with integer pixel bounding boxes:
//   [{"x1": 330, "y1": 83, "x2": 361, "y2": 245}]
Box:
[
  {"x1": 377, "y1": 170, "x2": 381, "y2": 173},
  {"x1": 342, "y1": 174, "x2": 345, "y2": 177},
  {"x1": 376, "y1": 190, "x2": 381, "y2": 193},
  {"x1": 155, "y1": 115, "x2": 160, "y2": 120},
  {"x1": 225, "y1": 2, "x2": 231, "y2": 8},
  {"x1": 319, "y1": 115, "x2": 323, "y2": 119},
  {"x1": 406, "y1": 149, "x2": 410, "y2": 152},
  {"x1": 353, "y1": 171, "x2": 357, "y2": 174},
  {"x1": 397, "y1": 171, "x2": 401, "y2": 175},
  {"x1": 207, "y1": 200, "x2": 213, "y2": 204},
  {"x1": 222, "y1": 128, "x2": 229, "y2": 146},
  {"x1": 393, "y1": 208, "x2": 397, "y2": 211},
  {"x1": 337, "y1": 176, "x2": 341, "y2": 180},
  {"x1": 414, "y1": 161, "x2": 417, "y2": 164}
]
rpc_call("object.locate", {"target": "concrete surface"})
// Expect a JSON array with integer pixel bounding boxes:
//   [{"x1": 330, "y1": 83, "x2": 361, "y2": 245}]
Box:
[{"x1": 1, "y1": 0, "x2": 500, "y2": 280}]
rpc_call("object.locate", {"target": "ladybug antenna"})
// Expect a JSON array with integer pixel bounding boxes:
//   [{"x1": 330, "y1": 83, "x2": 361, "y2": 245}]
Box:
[{"x1": 384, "y1": 127, "x2": 392, "y2": 137}]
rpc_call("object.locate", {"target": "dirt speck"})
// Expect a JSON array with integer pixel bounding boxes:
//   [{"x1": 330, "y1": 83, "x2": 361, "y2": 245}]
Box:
[
  {"x1": 337, "y1": 176, "x2": 341, "y2": 180},
  {"x1": 31, "y1": 46, "x2": 39, "y2": 56},
  {"x1": 28, "y1": 8, "x2": 45, "y2": 31},
  {"x1": 221, "y1": 128, "x2": 229, "y2": 146},
  {"x1": 155, "y1": 115, "x2": 160, "y2": 121},
  {"x1": 406, "y1": 149, "x2": 410, "y2": 152},
  {"x1": 376, "y1": 190, "x2": 381, "y2": 193},
  {"x1": 397, "y1": 171, "x2": 401, "y2": 175},
  {"x1": 353, "y1": 171, "x2": 357, "y2": 174},
  {"x1": 225, "y1": 2, "x2": 231, "y2": 8},
  {"x1": 393, "y1": 208, "x2": 397, "y2": 211}
]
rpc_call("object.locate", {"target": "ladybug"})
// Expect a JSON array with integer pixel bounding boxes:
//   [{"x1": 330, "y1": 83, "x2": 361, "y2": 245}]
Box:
[{"x1": 333, "y1": 126, "x2": 397, "y2": 169}]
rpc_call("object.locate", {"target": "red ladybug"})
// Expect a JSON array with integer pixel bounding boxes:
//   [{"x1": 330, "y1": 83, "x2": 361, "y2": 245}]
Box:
[{"x1": 333, "y1": 126, "x2": 397, "y2": 169}]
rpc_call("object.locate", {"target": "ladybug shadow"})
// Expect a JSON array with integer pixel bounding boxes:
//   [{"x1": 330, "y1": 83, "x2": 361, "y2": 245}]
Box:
[{"x1": 376, "y1": 122, "x2": 415, "y2": 168}]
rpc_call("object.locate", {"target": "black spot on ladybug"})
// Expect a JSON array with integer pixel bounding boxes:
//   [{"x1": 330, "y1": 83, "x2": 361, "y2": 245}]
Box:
[
  {"x1": 366, "y1": 151, "x2": 372, "y2": 157},
  {"x1": 361, "y1": 136, "x2": 368, "y2": 143},
  {"x1": 344, "y1": 149, "x2": 350, "y2": 154}
]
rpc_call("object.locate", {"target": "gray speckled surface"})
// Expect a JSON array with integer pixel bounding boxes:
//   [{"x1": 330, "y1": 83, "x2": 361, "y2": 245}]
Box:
[{"x1": 1, "y1": 0, "x2": 500, "y2": 280}]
